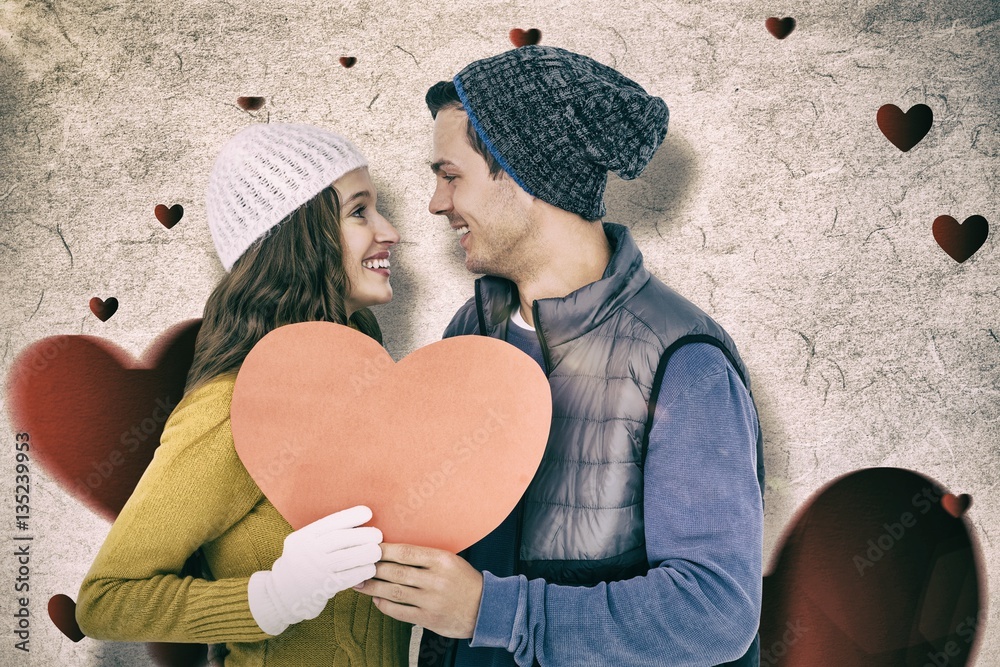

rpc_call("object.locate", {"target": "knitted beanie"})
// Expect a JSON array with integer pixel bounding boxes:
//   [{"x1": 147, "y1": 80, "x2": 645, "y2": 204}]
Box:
[
  {"x1": 453, "y1": 45, "x2": 669, "y2": 220},
  {"x1": 206, "y1": 123, "x2": 368, "y2": 271}
]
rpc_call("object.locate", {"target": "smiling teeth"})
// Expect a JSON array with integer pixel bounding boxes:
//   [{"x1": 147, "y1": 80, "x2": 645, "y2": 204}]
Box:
[
  {"x1": 455, "y1": 227, "x2": 470, "y2": 236},
  {"x1": 363, "y1": 258, "x2": 390, "y2": 269}
]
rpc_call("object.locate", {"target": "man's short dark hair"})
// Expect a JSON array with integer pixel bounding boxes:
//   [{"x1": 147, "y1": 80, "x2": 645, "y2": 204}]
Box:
[{"x1": 425, "y1": 80, "x2": 504, "y2": 180}]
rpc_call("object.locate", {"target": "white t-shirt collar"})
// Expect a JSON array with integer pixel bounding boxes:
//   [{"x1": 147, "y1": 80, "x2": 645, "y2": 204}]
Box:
[{"x1": 510, "y1": 305, "x2": 536, "y2": 331}]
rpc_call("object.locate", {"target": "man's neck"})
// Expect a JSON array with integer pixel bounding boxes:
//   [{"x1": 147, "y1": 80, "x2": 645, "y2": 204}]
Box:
[{"x1": 514, "y1": 220, "x2": 612, "y2": 327}]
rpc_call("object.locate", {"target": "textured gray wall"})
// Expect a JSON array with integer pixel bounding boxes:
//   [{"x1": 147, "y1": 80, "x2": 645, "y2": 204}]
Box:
[{"x1": 1, "y1": 0, "x2": 997, "y2": 664}]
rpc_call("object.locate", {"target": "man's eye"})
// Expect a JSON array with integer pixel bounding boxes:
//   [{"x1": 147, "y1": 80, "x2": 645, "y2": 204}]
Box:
[{"x1": 442, "y1": 174, "x2": 456, "y2": 183}]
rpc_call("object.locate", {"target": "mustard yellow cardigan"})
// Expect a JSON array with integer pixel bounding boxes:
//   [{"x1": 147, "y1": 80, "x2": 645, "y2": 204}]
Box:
[{"x1": 75, "y1": 374, "x2": 410, "y2": 666}]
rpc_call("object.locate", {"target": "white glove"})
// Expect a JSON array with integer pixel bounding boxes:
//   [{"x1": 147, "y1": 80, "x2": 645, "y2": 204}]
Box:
[{"x1": 247, "y1": 505, "x2": 382, "y2": 635}]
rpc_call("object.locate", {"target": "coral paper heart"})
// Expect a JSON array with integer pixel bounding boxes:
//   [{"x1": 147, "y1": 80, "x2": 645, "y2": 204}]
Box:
[
  {"x1": 942, "y1": 493, "x2": 972, "y2": 517},
  {"x1": 154, "y1": 204, "x2": 184, "y2": 229},
  {"x1": 4, "y1": 320, "x2": 201, "y2": 521},
  {"x1": 877, "y1": 103, "x2": 933, "y2": 152},
  {"x1": 339, "y1": 56, "x2": 357, "y2": 68},
  {"x1": 89, "y1": 297, "x2": 118, "y2": 321},
  {"x1": 509, "y1": 28, "x2": 542, "y2": 47},
  {"x1": 48, "y1": 595, "x2": 85, "y2": 642},
  {"x1": 230, "y1": 322, "x2": 552, "y2": 553},
  {"x1": 235, "y1": 96, "x2": 265, "y2": 111},
  {"x1": 933, "y1": 215, "x2": 988, "y2": 263},
  {"x1": 765, "y1": 17, "x2": 795, "y2": 39}
]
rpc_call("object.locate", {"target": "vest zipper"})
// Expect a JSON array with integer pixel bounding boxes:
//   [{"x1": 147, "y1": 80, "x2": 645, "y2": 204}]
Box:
[
  {"x1": 531, "y1": 300, "x2": 552, "y2": 376},
  {"x1": 515, "y1": 301, "x2": 552, "y2": 578},
  {"x1": 473, "y1": 279, "x2": 488, "y2": 335}
]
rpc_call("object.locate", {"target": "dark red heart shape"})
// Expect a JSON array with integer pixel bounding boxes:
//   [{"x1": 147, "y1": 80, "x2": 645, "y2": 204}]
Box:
[
  {"x1": 509, "y1": 28, "x2": 542, "y2": 47},
  {"x1": 154, "y1": 203, "x2": 184, "y2": 229},
  {"x1": 765, "y1": 17, "x2": 795, "y2": 39},
  {"x1": 339, "y1": 56, "x2": 357, "y2": 68},
  {"x1": 932, "y1": 215, "x2": 989, "y2": 263},
  {"x1": 760, "y1": 468, "x2": 980, "y2": 663},
  {"x1": 236, "y1": 96, "x2": 265, "y2": 111},
  {"x1": 48, "y1": 594, "x2": 85, "y2": 642},
  {"x1": 147, "y1": 640, "x2": 209, "y2": 666},
  {"x1": 877, "y1": 103, "x2": 933, "y2": 152},
  {"x1": 4, "y1": 319, "x2": 201, "y2": 521},
  {"x1": 89, "y1": 297, "x2": 118, "y2": 322},
  {"x1": 51, "y1": 594, "x2": 210, "y2": 664},
  {"x1": 942, "y1": 493, "x2": 973, "y2": 517}
]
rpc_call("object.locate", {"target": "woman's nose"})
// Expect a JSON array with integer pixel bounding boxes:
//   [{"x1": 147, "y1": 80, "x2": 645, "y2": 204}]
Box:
[{"x1": 375, "y1": 213, "x2": 401, "y2": 245}]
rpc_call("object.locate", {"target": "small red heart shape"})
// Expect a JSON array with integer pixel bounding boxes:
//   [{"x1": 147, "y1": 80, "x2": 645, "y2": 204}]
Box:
[
  {"x1": 89, "y1": 297, "x2": 119, "y2": 322},
  {"x1": 231, "y1": 322, "x2": 552, "y2": 553},
  {"x1": 509, "y1": 28, "x2": 542, "y2": 47},
  {"x1": 932, "y1": 215, "x2": 989, "y2": 263},
  {"x1": 146, "y1": 642, "x2": 209, "y2": 666},
  {"x1": 941, "y1": 493, "x2": 972, "y2": 517},
  {"x1": 877, "y1": 103, "x2": 933, "y2": 152},
  {"x1": 765, "y1": 17, "x2": 795, "y2": 39},
  {"x1": 236, "y1": 96, "x2": 265, "y2": 111},
  {"x1": 4, "y1": 320, "x2": 201, "y2": 521},
  {"x1": 339, "y1": 56, "x2": 357, "y2": 68},
  {"x1": 48, "y1": 594, "x2": 85, "y2": 642},
  {"x1": 154, "y1": 203, "x2": 184, "y2": 229}
]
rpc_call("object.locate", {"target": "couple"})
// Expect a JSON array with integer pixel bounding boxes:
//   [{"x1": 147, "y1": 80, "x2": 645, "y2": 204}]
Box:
[{"x1": 76, "y1": 45, "x2": 765, "y2": 667}]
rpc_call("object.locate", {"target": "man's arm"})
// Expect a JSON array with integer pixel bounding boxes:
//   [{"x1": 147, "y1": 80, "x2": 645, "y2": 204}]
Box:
[{"x1": 469, "y1": 342, "x2": 764, "y2": 666}]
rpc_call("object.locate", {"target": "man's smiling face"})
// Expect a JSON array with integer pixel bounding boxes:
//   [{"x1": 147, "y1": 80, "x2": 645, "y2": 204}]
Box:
[{"x1": 428, "y1": 107, "x2": 538, "y2": 278}]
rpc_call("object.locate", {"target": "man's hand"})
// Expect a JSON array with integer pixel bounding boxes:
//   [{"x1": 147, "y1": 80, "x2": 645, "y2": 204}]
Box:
[{"x1": 352, "y1": 543, "x2": 483, "y2": 639}]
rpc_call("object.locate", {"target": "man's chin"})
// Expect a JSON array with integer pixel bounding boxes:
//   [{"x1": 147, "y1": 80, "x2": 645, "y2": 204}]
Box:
[{"x1": 464, "y1": 256, "x2": 487, "y2": 275}]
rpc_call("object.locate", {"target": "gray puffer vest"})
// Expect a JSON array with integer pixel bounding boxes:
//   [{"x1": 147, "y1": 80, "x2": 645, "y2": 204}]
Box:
[{"x1": 443, "y1": 223, "x2": 765, "y2": 587}]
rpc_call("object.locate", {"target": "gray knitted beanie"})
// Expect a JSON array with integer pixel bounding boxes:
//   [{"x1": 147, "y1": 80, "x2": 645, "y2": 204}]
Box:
[
  {"x1": 453, "y1": 45, "x2": 669, "y2": 220},
  {"x1": 206, "y1": 123, "x2": 368, "y2": 271}
]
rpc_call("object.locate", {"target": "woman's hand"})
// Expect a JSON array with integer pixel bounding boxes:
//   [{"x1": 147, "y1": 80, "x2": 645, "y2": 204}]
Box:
[{"x1": 247, "y1": 505, "x2": 382, "y2": 635}]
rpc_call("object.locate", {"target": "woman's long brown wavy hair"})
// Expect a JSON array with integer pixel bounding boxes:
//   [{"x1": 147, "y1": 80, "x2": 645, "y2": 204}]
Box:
[{"x1": 184, "y1": 184, "x2": 382, "y2": 395}]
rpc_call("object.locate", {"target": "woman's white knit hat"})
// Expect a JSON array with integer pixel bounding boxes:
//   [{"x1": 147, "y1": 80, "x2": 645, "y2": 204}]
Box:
[{"x1": 206, "y1": 123, "x2": 368, "y2": 271}]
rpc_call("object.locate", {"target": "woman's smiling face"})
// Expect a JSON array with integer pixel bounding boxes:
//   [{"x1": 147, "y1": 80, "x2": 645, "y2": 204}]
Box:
[{"x1": 335, "y1": 167, "x2": 401, "y2": 316}]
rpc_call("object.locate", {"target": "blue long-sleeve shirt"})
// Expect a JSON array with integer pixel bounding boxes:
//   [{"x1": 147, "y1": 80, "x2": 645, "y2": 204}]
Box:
[{"x1": 450, "y1": 315, "x2": 764, "y2": 667}]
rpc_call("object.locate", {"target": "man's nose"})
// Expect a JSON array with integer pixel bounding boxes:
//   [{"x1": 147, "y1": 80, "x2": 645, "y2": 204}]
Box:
[{"x1": 428, "y1": 180, "x2": 451, "y2": 216}]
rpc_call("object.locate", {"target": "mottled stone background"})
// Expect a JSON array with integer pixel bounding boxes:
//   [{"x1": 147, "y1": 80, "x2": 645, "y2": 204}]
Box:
[{"x1": 1, "y1": 0, "x2": 997, "y2": 664}]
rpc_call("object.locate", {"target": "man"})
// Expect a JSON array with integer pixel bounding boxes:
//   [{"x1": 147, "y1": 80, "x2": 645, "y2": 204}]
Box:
[{"x1": 353, "y1": 45, "x2": 765, "y2": 666}]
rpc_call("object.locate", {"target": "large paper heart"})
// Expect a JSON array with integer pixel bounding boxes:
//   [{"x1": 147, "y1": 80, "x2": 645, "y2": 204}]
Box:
[
  {"x1": 231, "y1": 322, "x2": 552, "y2": 553},
  {"x1": 4, "y1": 319, "x2": 201, "y2": 522}
]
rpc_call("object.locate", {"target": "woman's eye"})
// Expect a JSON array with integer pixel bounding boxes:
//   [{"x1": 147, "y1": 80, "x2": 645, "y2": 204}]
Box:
[{"x1": 351, "y1": 205, "x2": 367, "y2": 219}]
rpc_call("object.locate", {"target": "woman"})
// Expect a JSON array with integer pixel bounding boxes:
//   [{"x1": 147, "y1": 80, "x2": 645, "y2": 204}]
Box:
[{"x1": 75, "y1": 123, "x2": 410, "y2": 666}]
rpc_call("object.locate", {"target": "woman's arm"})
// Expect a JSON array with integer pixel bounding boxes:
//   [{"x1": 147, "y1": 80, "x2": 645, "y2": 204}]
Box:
[{"x1": 75, "y1": 379, "x2": 273, "y2": 644}]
